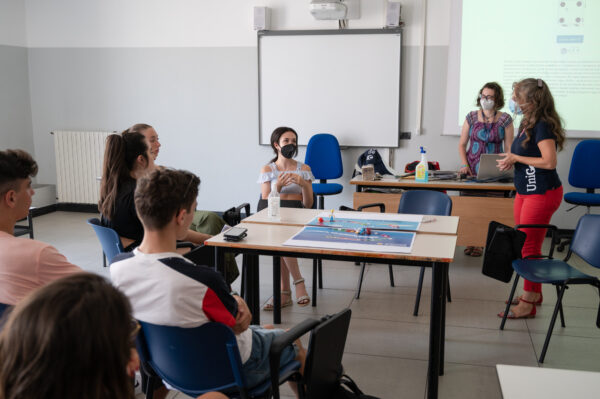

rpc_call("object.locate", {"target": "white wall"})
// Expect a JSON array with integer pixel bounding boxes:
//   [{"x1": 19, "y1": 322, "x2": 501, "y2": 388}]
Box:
[
  {"x1": 0, "y1": 0, "x2": 27, "y2": 46},
  {"x1": 0, "y1": 0, "x2": 34, "y2": 156},
  {"x1": 17, "y1": 0, "x2": 592, "y2": 228},
  {"x1": 23, "y1": 0, "x2": 449, "y2": 47}
]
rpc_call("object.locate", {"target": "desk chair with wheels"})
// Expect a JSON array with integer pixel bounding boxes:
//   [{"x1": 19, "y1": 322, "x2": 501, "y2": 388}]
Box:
[
  {"x1": 338, "y1": 203, "x2": 389, "y2": 299},
  {"x1": 87, "y1": 218, "x2": 124, "y2": 267},
  {"x1": 305, "y1": 134, "x2": 343, "y2": 210},
  {"x1": 499, "y1": 214, "x2": 600, "y2": 363},
  {"x1": 557, "y1": 139, "x2": 600, "y2": 251},
  {"x1": 397, "y1": 190, "x2": 453, "y2": 316}
]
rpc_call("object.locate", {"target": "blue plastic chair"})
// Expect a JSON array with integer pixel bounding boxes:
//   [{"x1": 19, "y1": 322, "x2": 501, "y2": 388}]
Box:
[
  {"x1": 304, "y1": 134, "x2": 343, "y2": 210},
  {"x1": 86, "y1": 217, "x2": 124, "y2": 267},
  {"x1": 557, "y1": 140, "x2": 600, "y2": 251},
  {"x1": 499, "y1": 214, "x2": 600, "y2": 363},
  {"x1": 0, "y1": 303, "x2": 11, "y2": 330},
  {"x1": 136, "y1": 319, "x2": 318, "y2": 399},
  {"x1": 397, "y1": 190, "x2": 453, "y2": 316}
]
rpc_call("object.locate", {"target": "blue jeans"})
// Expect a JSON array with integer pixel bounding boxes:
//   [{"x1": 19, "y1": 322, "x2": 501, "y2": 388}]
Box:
[{"x1": 242, "y1": 326, "x2": 299, "y2": 388}]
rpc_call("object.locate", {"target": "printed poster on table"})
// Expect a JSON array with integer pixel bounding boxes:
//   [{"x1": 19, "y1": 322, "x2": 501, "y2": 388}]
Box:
[
  {"x1": 284, "y1": 226, "x2": 416, "y2": 253},
  {"x1": 307, "y1": 211, "x2": 422, "y2": 232}
]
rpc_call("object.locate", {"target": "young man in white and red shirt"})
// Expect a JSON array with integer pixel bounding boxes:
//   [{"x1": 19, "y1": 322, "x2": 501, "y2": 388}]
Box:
[
  {"x1": 111, "y1": 167, "x2": 306, "y2": 398},
  {"x1": 0, "y1": 149, "x2": 81, "y2": 306}
]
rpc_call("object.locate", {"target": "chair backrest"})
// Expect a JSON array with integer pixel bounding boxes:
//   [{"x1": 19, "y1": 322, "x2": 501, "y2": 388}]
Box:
[
  {"x1": 570, "y1": 214, "x2": 600, "y2": 269},
  {"x1": 303, "y1": 308, "x2": 352, "y2": 399},
  {"x1": 568, "y1": 140, "x2": 600, "y2": 190},
  {"x1": 137, "y1": 321, "x2": 246, "y2": 395},
  {"x1": 0, "y1": 303, "x2": 11, "y2": 330},
  {"x1": 86, "y1": 218, "x2": 124, "y2": 264},
  {"x1": 305, "y1": 134, "x2": 343, "y2": 180},
  {"x1": 397, "y1": 190, "x2": 452, "y2": 216}
]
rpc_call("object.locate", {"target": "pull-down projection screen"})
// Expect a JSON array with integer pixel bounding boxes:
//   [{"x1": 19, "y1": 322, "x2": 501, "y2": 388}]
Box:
[
  {"x1": 443, "y1": 0, "x2": 600, "y2": 138},
  {"x1": 258, "y1": 29, "x2": 402, "y2": 147}
]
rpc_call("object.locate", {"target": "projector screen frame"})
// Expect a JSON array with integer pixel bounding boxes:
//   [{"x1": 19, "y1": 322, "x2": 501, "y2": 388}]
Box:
[
  {"x1": 443, "y1": 0, "x2": 599, "y2": 139},
  {"x1": 257, "y1": 28, "x2": 403, "y2": 147}
]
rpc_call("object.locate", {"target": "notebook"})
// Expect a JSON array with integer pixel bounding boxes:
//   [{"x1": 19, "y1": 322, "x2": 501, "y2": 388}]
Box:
[{"x1": 477, "y1": 154, "x2": 513, "y2": 181}]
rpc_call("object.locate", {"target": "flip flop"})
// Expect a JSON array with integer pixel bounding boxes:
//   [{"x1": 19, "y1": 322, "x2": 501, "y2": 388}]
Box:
[{"x1": 464, "y1": 247, "x2": 473, "y2": 255}]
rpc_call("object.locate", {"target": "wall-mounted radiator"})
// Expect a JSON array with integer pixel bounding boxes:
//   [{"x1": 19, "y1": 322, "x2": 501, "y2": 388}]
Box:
[{"x1": 52, "y1": 130, "x2": 113, "y2": 204}]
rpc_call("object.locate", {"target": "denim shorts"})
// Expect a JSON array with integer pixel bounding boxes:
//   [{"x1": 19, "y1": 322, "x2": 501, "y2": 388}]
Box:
[{"x1": 242, "y1": 326, "x2": 299, "y2": 389}]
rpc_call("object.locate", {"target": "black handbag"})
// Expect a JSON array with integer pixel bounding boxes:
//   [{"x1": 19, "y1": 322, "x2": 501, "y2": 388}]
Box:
[
  {"x1": 482, "y1": 221, "x2": 526, "y2": 283},
  {"x1": 333, "y1": 374, "x2": 381, "y2": 399}
]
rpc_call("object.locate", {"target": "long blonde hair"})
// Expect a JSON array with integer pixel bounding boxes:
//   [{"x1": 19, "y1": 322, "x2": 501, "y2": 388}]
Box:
[{"x1": 513, "y1": 78, "x2": 565, "y2": 151}]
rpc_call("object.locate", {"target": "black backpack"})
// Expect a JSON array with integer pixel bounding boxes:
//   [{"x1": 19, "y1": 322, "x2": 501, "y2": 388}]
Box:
[{"x1": 334, "y1": 374, "x2": 381, "y2": 399}]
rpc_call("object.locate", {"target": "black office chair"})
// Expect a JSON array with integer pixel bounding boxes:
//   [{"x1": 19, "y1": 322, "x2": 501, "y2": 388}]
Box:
[
  {"x1": 396, "y1": 190, "x2": 453, "y2": 316},
  {"x1": 0, "y1": 303, "x2": 12, "y2": 330}
]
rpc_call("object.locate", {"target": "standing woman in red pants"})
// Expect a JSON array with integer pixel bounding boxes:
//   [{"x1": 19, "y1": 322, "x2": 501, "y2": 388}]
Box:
[{"x1": 496, "y1": 78, "x2": 565, "y2": 319}]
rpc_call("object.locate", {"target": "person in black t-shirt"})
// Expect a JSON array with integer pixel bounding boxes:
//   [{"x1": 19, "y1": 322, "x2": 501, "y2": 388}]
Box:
[
  {"x1": 496, "y1": 78, "x2": 566, "y2": 320},
  {"x1": 99, "y1": 132, "x2": 155, "y2": 251}
]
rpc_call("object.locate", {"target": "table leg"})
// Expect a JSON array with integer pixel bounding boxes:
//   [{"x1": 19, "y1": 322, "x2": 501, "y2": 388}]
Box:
[
  {"x1": 273, "y1": 256, "x2": 281, "y2": 325},
  {"x1": 312, "y1": 259, "x2": 318, "y2": 307},
  {"x1": 427, "y1": 261, "x2": 445, "y2": 399},
  {"x1": 439, "y1": 263, "x2": 448, "y2": 376},
  {"x1": 244, "y1": 254, "x2": 260, "y2": 325}
]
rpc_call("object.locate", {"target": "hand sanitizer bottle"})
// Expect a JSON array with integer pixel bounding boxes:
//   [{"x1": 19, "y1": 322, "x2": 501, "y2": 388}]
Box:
[
  {"x1": 268, "y1": 181, "x2": 280, "y2": 220},
  {"x1": 415, "y1": 146, "x2": 429, "y2": 182}
]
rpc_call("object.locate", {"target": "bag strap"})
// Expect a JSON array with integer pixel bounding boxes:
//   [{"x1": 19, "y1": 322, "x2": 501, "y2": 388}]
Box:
[{"x1": 340, "y1": 374, "x2": 364, "y2": 395}]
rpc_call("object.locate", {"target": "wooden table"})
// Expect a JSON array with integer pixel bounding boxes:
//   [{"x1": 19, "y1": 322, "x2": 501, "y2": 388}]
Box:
[
  {"x1": 351, "y1": 176, "x2": 515, "y2": 246},
  {"x1": 205, "y1": 222, "x2": 457, "y2": 399},
  {"x1": 496, "y1": 364, "x2": 600, "y2": 399}
]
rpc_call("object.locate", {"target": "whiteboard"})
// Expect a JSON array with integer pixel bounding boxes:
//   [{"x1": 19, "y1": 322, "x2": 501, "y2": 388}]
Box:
[{"x1": 258, "y1": 29, "x2": 402, "y2": 147}]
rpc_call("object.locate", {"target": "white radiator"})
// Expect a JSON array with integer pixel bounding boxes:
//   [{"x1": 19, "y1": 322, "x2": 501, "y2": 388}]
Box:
[{"x1": 53, "y1": 130, "x2": 113, "y2": 204}]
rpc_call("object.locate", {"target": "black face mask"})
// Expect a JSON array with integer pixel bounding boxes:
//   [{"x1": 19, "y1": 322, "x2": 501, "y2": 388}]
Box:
[{"x1": 280, "y1": 144, "x2": 296, "y2": 159}]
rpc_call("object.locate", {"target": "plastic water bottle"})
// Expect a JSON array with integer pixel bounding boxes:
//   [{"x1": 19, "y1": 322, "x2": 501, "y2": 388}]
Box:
[
  {"x1": 415, "y1": 146, "x2": 429, "y2": 182},
  {"x1": 268, "y1": 181, "x2": 280, "y2": 220}
]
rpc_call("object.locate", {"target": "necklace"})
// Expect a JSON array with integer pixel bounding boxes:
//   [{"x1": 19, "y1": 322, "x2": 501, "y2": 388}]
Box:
[{"x1": 481, "y1": 109, "x2": 496, "y2": 123}]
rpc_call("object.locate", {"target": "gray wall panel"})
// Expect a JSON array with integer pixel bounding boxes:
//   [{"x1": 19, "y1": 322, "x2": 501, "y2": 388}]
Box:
[
  {"x1": 27, "y1": 45, "x2": 588, "y2": 227},
  {"x1": 0, "y1": 45, "x2": 33, "y2": 153}
]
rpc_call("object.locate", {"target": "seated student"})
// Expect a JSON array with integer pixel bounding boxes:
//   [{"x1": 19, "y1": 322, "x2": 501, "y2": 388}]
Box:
[
  {"x1": 98, "y1": 129, "x2": 210, "y2": 252},
  {"x1": 0, "y1": 149, "x2": 81, "y2": 306},
  {"x1": 111, "y1": 168, "x2": 307, "y2": 397},
  {"x1": 128, "y1": 123, "x2": 241, "y2": 283},
  {"x1": 0, "y1": 272, "x2": 226, "y2": 399}
]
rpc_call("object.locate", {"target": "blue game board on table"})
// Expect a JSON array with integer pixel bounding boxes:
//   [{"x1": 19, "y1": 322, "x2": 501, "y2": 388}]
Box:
[{"x1": 307, "y1": 216, "x2": 420, "y2": 232}]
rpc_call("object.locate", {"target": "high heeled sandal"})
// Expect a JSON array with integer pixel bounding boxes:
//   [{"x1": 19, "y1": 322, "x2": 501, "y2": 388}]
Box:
[
  {"x1": 293, "y1": 278, "x2": 311, "y2": 307},
  {"x1": 497, "y1": 297, "x2": 537, "y2": 319},
  {"x1": 263, "y1": 290, "x2": 293, "y2": 311},
  {"x1": 506, "y1": 293, "x2": 543, "y2": 306}
]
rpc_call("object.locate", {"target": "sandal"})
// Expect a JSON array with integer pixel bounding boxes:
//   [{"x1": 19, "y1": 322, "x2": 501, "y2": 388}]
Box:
[
  {"x1": 466, "y1": 246, "x2": 483, "y2": 257},
  {"x1": 506, "y1": 293, "x2": 543, "y2": 306},
  {"x1": 497, "y1": 297, "x2": 537, "y2": 319},
  {"x1": 263, "y1": 290, "x2": 293, "y2": 311},
  {"x1": 463, "y1": 247, "x2": 473, "y2": 255},
  {"x1": 293, "y1": 278, "x2": 311, "y2": 307}
]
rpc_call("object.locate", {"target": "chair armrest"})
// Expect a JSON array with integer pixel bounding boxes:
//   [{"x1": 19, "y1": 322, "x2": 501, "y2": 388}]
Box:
[
  {"x1": 176, "y1": 241, "x2": 196, "y2": 250},
  {"x1": 268, "y1": 318, "x2": 321, "y2": 398},
  {"x1": 515, "y1": 224, "x2": 558, "y2": 259},
  {"x1": 357, "y1": 203, "x2": 385, "y2": 213},
  {"x1": 339, "y1": 205, "x2": 355, "y2": 211},
  {"x1": 236, "y1": 203, "x2": 251, "y2": 220}
]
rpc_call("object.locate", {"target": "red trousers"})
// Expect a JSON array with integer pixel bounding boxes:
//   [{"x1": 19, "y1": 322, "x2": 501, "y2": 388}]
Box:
[{"x1": 514, "y1": 186, "x2": 563, "y2": 293}]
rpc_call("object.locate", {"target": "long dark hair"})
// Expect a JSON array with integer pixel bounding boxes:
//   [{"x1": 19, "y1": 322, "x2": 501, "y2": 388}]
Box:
[
  {"x1": 513, "y1": 78, "x2": 565, "y2": 151},
  {"x1": 98, "y1": 131, "x2": 149, "y2": 219},
  {"x1": 269, "y1": 126, "x2": 298, "y2": 163},
  {"x1": 0, "y1": 273, "x2": 135, "y2": 399}
]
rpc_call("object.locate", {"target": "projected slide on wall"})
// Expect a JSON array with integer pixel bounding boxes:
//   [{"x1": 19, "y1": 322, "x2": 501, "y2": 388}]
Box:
[{"x1": 457, "y1": 0, "x2": 599, "y2": 136}]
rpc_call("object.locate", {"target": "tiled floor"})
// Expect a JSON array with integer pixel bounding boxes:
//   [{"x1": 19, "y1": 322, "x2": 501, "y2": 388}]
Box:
[{"x1": 31, "y1": 211, "x2": 600, "y2": 399}]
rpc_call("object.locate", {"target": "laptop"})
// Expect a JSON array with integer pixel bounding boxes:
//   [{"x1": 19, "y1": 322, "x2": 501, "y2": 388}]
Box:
[{"x1": 476, "y1": 154, "x2": 513, "y2": 181}]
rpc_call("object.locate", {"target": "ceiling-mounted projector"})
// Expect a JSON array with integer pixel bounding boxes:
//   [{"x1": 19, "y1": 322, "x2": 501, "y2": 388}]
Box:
[{"x1": 310, "y1": 0, "x2": 348, "y2": 20}]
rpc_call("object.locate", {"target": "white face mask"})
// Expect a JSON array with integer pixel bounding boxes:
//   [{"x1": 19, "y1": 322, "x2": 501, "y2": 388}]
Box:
[{"x1": 480, "y1": 98, "x2": 495, "y2": 111}]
